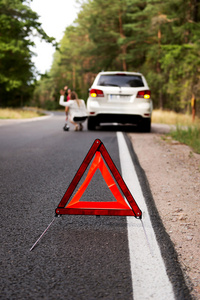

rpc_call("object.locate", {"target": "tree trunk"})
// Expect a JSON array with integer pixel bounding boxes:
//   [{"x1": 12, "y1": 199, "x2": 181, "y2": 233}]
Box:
[
  {"x1": 119, "y1": 10, "x2": 127, "y2": 71},
  {"x1": 157, "y1": 29, "x2": 163, "y2": 109}
]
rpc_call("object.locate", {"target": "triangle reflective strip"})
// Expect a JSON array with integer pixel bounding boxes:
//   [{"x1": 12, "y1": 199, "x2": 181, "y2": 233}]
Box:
[
  {"x1": 98, "y1": 153, "x2": 130, "y2": 209},
  {"x1": 66, "y1": 152, "x2": 100, "y2": 208},
  {"x1": 66, "y1": 151, "x2": 131, "y2": 210},
  {"x1": 57, "y1": 139, "x2": 101, "y2": 209},
  {"x1": 55, "y1": 139, "x2": 142, "y2": 219},
  {"x1": 98, "y1": 142, "x2": 141, "y2": 217}
]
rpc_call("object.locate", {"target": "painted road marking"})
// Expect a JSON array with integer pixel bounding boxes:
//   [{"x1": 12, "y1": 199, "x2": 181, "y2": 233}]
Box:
[{"x1": 117, "y1": 132, "x2": 175, "y2": 300}]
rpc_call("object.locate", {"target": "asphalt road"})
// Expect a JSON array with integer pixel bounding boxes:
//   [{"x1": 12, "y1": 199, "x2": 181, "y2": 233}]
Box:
[{"x1": 0, "y1": 113, "x2": 191, "y2": 300}]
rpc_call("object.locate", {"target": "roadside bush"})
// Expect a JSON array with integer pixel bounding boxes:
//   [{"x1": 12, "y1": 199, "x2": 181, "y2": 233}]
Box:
[
  {"x1": 41, "y1": 100, "x2": 60, "y2": 111},
  {"x1": 170, "y1": 125, "x2": 200, "y2": 154}
]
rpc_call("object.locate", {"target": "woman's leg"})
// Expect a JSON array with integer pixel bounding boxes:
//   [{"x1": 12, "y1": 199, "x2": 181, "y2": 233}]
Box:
[
  {"x1": 65, "y1": 107, "x2": 68, "y2": 121},
  {"x1": 69, "y1": 117, "x2": 79, "y2": 131},
  {"x1": 79, "y1": 123, "x2": 83, "y2": 131}
]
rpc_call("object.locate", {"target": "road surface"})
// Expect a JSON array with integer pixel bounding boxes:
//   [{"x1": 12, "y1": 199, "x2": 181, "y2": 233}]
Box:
[{"x1": 0, "y1": 113, "x2": 191, "y2": 299}]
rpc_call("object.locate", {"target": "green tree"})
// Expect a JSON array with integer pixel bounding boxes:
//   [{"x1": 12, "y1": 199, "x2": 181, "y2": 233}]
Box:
[
  {"x1": 0, "y1": 0, "x2": 56, "y2": 107},
  {"x1": 144, "y1": 0, "x2": 200, "y2": 110},
  {"x1": 160, "y1": 0, "x2": 200, "y2": 111},
  {"x1": 34, "y1": 0, "x2": 200, "y2": 114}
]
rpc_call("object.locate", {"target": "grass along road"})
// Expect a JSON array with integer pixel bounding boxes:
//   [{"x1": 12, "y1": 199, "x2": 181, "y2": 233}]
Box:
[{"x1": 0, "y1": 107, "x2": 45, "y2": 119}]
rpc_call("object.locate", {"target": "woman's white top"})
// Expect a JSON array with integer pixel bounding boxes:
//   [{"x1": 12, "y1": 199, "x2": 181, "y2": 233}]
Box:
[{"x1": 59, "y1": 95, "x2": 88, "y2": 120}]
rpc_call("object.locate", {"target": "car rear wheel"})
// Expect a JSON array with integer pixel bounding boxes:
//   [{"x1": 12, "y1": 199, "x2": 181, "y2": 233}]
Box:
[
  {"x1": 87, "y1": 116, "x2": 97, "y2": 130},
  {"x1": 138, "y1": 118, "x2": 151, "y2": 132}
]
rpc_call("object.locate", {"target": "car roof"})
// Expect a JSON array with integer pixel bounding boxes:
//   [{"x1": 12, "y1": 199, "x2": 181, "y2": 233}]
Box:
[{"x1": 97, "y1": 71, "x2": 143, "y2": 76}]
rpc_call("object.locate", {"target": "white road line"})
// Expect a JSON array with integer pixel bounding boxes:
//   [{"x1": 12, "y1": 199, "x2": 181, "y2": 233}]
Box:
[{"x1": 117, "y1": 132, "x2": 175, "y2": 300}]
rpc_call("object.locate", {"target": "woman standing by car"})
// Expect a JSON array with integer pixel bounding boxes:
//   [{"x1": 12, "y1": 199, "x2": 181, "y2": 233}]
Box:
[
  {"x1": 63, "y1": 86, "x2": 71, "y2": 130},
  {"x1": 59, "y1": 89, "x2": 88, "y2": 131}
]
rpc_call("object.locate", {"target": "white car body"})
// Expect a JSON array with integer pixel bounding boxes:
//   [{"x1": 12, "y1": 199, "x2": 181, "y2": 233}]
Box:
[{"x1": 87, "y1": 71, "x2": 153, "y2": 131}]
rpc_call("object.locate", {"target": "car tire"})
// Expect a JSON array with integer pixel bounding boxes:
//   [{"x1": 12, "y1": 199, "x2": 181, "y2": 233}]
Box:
[
  {"x1": 139, "y1": 118, "x2": 151, "y2": 132},
  {"x1": 87, "y1": 116, "x2": 96, "y2": 130}
]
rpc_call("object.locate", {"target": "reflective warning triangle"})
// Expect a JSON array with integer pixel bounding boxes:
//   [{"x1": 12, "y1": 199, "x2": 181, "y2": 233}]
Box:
[{"x1": 55, "y1": 139, "x2": 142, "y2": 219}]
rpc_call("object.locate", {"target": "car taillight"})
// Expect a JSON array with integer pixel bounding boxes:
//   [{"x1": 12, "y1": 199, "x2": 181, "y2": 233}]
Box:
[
  {"x1": 137, "y1": 90, "x2": 151, "y2": 99},
  {"x1": 90, "y1": 89, "x2": 104, "y2": 97}
]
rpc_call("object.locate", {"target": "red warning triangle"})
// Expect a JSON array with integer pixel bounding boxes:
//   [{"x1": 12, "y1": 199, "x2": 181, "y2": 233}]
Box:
[{"x1": 55, "y1": 139, "x2": 142, "y2": 219}]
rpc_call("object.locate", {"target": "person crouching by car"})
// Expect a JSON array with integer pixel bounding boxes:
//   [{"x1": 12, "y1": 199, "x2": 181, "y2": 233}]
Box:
[{"x1": 59, "y1": 89, "x2": 88, "y2": 131}]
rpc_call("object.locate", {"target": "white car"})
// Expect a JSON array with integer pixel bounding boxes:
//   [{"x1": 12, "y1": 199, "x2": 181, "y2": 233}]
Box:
[{"x1": 87, "y1": 71, "x2": 153, "y2": 132}]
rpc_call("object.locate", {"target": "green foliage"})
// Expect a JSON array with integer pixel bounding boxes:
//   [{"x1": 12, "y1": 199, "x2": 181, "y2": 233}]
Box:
[
  {"x1": 29, "y1": 0, "x2": 200, "y2": 112},
  {"x1": 160, "y1": 44, "x2": 200, "y2": 111},
  {"x1": 41, "y1": 100, "x2": 60, "y2": 111},
  {"x1": 0, "y1": 0, "x2": 198, "y2": 114},
  {"x1": 0, "y1": 0, "x2": 56, "y2": 107}
]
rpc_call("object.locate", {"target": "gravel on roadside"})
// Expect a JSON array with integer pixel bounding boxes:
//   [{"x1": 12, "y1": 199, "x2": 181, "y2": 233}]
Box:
[{"x1": 128, "y1": 132, "x2": 200, "y2": 300}]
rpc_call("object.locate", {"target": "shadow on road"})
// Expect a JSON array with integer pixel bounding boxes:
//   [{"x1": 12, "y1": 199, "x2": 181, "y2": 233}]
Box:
[{"x1": 90, "y1": 123, "x2": 173, "y2": 134}]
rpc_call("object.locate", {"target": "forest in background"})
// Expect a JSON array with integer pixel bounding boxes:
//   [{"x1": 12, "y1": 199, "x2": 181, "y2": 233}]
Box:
[
  {"x1": 0, "y1": 0, "x2": 57, "y2": 107},
  {"x1": 1, "y1": 0, "x2": 200, "y2": 114}
]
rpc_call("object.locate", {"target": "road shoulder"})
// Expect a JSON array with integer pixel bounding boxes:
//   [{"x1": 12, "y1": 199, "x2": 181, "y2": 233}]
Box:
[{"x1": 128, "y1": 132, "x2": 200, "y2": 299}]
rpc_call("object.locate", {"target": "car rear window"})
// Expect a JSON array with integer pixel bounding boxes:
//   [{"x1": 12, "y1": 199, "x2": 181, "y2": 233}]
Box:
[{"x1": 97, "y1": 74, "x2": 144, "y2": 87}]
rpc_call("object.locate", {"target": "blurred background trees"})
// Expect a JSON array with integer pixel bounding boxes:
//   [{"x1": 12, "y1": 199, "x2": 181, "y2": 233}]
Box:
[
  {"x1": 0, "y1": 0, "x2": 56, "y2": 107},
  {"x1": 1, "y1": 0, "x2": 200, "y2": 114}
]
